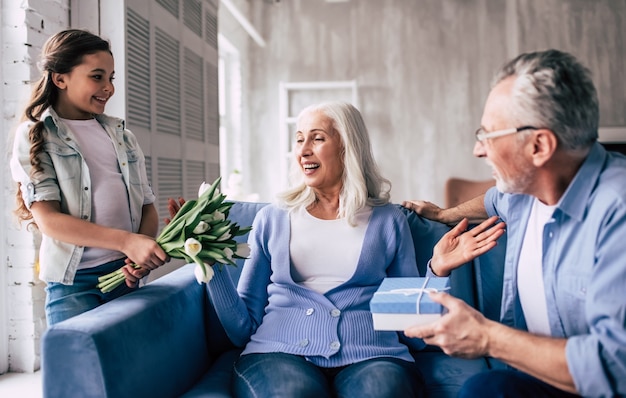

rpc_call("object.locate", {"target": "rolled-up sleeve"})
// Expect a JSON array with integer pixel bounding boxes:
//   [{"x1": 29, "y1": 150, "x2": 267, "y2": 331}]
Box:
[
  {"x1": 10, "y1": 122, "x2": 61, "y2": 208},
  {"x1": 484, "y1": 186, "x2": 511, "y2": 219}
]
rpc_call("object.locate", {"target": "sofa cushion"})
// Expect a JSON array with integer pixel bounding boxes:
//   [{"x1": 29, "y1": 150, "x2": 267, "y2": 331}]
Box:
[{"x1": 180, "y1": 349, "x2": 241, "y2": 398}]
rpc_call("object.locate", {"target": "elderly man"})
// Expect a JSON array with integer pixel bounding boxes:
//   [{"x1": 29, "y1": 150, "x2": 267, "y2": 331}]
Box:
[{"x1": 403, "y1": 49, "x2": 626, "y2": 397}]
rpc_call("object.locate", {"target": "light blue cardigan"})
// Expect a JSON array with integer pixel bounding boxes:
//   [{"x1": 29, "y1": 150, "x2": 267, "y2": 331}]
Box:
[{"x1": 206, "y1": 203, "x2": 425, "y2": 367}]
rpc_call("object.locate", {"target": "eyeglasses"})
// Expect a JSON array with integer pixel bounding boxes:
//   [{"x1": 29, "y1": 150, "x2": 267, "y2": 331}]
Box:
[{"x1": 474, "y1": 126, "x2": 538, "y2": 142}]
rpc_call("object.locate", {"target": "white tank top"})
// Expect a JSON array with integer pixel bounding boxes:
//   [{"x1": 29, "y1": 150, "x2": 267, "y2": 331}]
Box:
[{"x1": 290, "y1": 206, "x2": 372, "y2": 294}]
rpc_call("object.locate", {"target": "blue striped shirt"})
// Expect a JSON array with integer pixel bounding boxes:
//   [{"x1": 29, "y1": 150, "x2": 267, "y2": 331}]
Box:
[{"x1": 486, "y1": 142, "x2": 626, "y2": 397}]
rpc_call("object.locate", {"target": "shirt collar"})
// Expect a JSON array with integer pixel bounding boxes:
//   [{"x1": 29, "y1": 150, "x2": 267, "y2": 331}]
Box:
[
  {"x1": 41, "y1": 107, "x2": 124, "y2": 131},
  {"x1": 556, "y1": 142, "x2": 606, "y2": 222}
]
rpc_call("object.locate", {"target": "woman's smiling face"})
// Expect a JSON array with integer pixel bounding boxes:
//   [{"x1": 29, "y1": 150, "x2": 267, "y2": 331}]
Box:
[{"x1": 294, "y1": 109, "x2": 344, "y2": 194}]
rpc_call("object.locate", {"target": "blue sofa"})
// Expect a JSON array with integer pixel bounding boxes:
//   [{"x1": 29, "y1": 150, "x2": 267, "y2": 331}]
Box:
[{"x1": 41, "y1": 201, "x2": 506, "y2": 398}]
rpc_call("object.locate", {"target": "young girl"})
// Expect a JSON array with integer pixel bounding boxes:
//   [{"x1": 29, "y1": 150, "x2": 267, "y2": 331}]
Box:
[{"x1": 10, "y1": 29, "x2": 167, "y2": 326}]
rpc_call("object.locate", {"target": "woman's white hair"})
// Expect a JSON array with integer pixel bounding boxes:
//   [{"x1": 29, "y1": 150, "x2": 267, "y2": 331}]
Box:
[{"x1": 277, "y1": 101, "x2": 391, "y2": 225}]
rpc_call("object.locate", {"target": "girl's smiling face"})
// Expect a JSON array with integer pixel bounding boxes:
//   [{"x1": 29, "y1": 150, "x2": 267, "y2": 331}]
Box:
[
  {"x1": 294, "y1": 109, "x2": 344, "y2": 195},
  {"x1": 52, "y1": 50, "x2": 115, "y2": 119}
]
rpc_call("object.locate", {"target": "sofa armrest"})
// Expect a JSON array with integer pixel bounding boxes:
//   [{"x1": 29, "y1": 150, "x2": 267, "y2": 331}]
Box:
[{"x1": 42, "y1": 264, "x2": 212, "y2": 398}]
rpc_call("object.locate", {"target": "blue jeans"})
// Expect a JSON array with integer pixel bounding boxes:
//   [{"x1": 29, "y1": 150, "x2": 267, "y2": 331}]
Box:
[
  {"x1": 45, "y1": 258, "x2": 135, "y2": 326},
  {"x1": 459, "y1": 369, "x2": 580, "y2": 398},
  {"x1": 233, "y1": 352, "x2": 425, "y2": 398}
]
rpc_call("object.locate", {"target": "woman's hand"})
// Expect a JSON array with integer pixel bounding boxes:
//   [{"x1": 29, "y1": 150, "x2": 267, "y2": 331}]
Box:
[
  {"x1": 430, "y1": 216, "x2": 505, "y2": 276},
  {"x1": 164, "y1": 197, "x2": 186, "y2": 224}
]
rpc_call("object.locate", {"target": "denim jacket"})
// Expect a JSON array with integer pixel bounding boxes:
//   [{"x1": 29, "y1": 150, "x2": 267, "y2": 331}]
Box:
[{"x1": 10, "y1": 108, "x2": 155, "y2": 284}]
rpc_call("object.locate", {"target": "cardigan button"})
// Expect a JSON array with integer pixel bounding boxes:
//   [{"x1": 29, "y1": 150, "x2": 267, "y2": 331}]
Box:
[
  {"x1": 330, "y1": 309, "x2": 341, "y2": 317},
  {"x1": 305, "y1": 308, "x2": 314, "y2": 316},
  {"x1": 298, "y1": 339, "x2": 309, "y2": 347},
  {"x1": 329, "y1": 341, "x2": 340, "y2": 350}
]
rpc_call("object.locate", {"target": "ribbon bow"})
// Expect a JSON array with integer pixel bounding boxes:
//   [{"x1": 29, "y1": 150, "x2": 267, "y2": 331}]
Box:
[{"x1": 376, "y1": 277, "x2": 450, "y2": 314}]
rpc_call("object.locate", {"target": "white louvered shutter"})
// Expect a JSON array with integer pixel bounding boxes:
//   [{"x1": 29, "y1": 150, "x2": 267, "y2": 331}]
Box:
[{"x1": 109, "y1": 0, "x2": 219, "y2": 229}]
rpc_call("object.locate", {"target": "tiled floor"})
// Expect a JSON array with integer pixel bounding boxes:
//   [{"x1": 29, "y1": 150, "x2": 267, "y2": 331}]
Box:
[{"x1": 0, "y1": 371, "x2": 42, "y2": 397}]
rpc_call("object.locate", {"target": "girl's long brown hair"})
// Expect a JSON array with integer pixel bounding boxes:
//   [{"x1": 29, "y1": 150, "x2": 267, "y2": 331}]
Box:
[{"x1": 15, "y1": 29, "x2": 112, "y2": 223}]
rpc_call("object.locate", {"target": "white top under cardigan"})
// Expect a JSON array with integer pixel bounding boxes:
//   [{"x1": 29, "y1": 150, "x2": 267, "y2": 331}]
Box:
[
  {"x1": 290, "y1": 206, "x2": 372, "y2": 294},
  {"x1": 206, "y1": 203, "x2": 424, "y2": 367}
]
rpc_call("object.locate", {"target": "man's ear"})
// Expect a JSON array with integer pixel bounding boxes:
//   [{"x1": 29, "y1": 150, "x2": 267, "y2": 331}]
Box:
[
  {"x1": 51, "y1": 72, "x2": 67, "y2": 90},
  {"x1": 531, "y1": 129, "x2": 558, "y2": 167}
]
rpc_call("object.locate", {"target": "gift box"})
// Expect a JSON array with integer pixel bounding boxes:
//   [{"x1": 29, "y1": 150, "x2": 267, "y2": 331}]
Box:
[{"x1": 369, "y1": 277, "x2": 450, "y2": 331}]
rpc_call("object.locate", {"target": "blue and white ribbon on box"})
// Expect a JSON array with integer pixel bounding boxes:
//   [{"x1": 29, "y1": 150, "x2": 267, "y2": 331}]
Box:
[{"x1": 369, "y1": 276, "x2": 450, "y2": 331}]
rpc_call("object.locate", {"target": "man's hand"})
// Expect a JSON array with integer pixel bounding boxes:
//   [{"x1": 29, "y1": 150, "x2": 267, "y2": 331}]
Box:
[
  {"x1": 402, "y1": 200, "x2": 444, "y2": 222},
  {"x1": 403, "y1": 194, "x2": 489, "y2": 225},
  {"x1": 404, "y1": 291, "x2": 493, "y2": 359}
]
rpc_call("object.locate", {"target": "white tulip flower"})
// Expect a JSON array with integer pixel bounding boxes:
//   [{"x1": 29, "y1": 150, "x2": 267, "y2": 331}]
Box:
[
  {"x1": 235, "y1": 243, "x2": 251, "y2": 258},
  {"x1": 184, "y1": 238, "x2": 202, "y2": 257},
  {"x1": 194, "y1": 263, "x2": 214, "y2": 283},
  {"x1": 192, "y1": 221, "x2": 209, "y2": 234},
  {"x1": 223, "y1": 247, "x2": 234, "y2": 260},
  {"x1": 217, "y1": 231, "x2": 232, "y2": 242},
  {"x1": 198, "y1": 182, "x2": 210, "y2": 197},
  {"x1": 211, "y1": 210, "x2": 226, "y2": 222}
]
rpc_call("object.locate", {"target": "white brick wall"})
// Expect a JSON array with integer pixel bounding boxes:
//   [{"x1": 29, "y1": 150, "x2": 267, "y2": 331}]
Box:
[{"x1": 2, "y1": 0, "x2": 70, "y2": 373}]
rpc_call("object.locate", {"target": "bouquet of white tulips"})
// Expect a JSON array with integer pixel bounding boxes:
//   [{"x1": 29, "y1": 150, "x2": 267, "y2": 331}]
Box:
[{"x1": 97, "y1": 177, "x2": 252, "y2": 293}]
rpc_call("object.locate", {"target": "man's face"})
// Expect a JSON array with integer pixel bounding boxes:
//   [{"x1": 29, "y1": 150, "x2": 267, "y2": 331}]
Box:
[{"x1": 473, "y1": 77, "x2": 536, "y2": 194}]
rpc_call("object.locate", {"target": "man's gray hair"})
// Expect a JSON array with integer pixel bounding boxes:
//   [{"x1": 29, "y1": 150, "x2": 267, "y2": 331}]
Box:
[{"x1": 493, "y1": 49, "x2": 599, "y2": 150}]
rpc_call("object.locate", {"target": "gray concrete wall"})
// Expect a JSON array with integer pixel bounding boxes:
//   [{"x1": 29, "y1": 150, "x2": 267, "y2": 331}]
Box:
[
  {"x1": 242, "y1": 0, "x2": 626, "y2": 205},
  {"x1": 2, "y1": 0, "x2": 71, "y2": 373}
]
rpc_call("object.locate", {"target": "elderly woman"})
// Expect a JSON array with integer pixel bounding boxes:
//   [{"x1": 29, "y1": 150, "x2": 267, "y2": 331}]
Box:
[{"x1": 197, "y1": 102, "x2": 426, "y2": 397}]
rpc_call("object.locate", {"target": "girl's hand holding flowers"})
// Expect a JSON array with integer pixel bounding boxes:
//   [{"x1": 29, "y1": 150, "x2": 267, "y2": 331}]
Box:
[
  {"x1": 121, "y1": 233, "x2": 168, "y2": 270},
  {"x1": 121, "y1": 262, "x2": 150, "y2": 288},
  {"x1": 97, "y1": 177, "x2": 252, "y2": 292}
]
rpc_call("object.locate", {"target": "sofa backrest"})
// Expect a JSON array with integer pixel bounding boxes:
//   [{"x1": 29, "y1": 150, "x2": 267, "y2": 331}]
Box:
[
  {"x1": 225, "y1": 201, "x2": 505, "y2": 321},
  {"x1": 225, "y1": 201, "x2": 270, "y2": 281}
]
